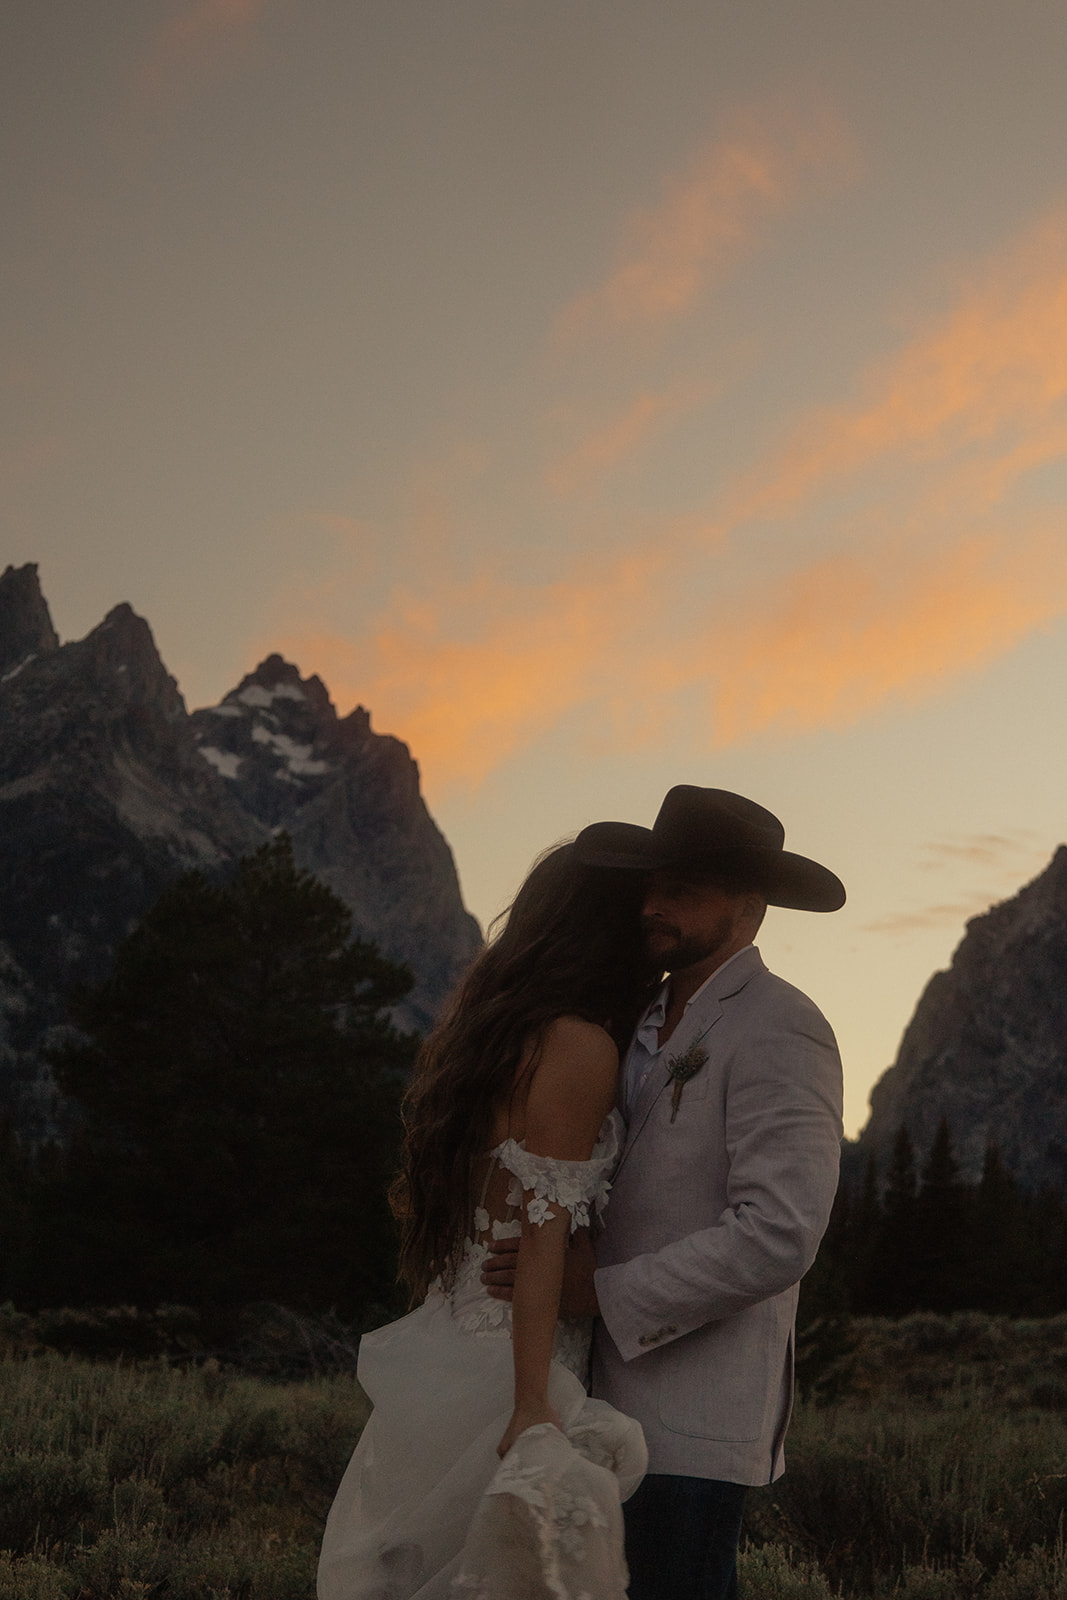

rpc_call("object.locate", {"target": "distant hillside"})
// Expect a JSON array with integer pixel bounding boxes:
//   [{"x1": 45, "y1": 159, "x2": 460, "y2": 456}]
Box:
[
  {"x1": 858, "y1": 846, "x2": 1067, "y2": 1192},
  {"x1": 0, "y1": 564, "x2": 481, "y2": 1140}
]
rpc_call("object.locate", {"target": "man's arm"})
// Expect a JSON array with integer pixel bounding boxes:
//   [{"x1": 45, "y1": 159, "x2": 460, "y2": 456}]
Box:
[{"x1": 596, "y1": 1011, "x2": 842, "y2": 1362}]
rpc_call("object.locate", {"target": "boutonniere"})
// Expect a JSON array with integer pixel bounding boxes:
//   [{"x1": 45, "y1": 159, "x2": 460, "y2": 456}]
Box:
[{"x1": 666, "y1": 1041, "x2": 709, "y2": 1122}]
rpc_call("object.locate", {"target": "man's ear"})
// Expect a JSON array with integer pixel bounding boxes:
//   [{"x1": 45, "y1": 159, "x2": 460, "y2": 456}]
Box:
[{"x1": 741, "y1": 893, "x2": 767, "y2": 930}]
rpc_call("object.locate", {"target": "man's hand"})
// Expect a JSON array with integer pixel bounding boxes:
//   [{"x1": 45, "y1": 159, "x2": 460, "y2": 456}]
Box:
[
  {"x1": 482, "y1": 1229, "x2": 600, "y2": 1318},
  {"x1": 482, "y1": 1234, "x2": 521, "y2": 1299}
]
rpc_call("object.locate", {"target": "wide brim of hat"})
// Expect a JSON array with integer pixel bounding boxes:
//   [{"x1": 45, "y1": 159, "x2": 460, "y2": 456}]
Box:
[{"x1": 573, "y1": 820, "x2": 845, "y2": 913}]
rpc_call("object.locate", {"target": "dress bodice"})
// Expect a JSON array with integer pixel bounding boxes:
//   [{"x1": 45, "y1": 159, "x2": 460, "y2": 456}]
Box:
[{"x1": 435, "y1": 1110, "x2": 623, "y2": 1377}]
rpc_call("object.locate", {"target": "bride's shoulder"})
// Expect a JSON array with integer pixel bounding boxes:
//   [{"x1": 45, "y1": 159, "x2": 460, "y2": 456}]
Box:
[
  {"x1": 541, "y1": 1015, "x2": 618, "y2": 1062},
  {"x1": 533, "y1": 1017, "x2": 618, "y2": 1099},
  {"x1": 524, "y1": 1018, "x2": 618, "y2": 1151}
]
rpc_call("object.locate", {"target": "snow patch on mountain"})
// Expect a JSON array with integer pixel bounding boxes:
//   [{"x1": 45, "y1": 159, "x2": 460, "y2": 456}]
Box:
[{"x1": 200, "y1": 746, "x2": 242, "y2": 779}]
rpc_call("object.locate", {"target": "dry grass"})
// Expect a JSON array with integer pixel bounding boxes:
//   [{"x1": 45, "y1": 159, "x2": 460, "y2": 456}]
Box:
[
  {"x1": 2, "y1": 1312, "x2": 1066, "y2": 1599},
  {"x1": 0, "y1": 1352, "x2": 368, "y2": 1600}
]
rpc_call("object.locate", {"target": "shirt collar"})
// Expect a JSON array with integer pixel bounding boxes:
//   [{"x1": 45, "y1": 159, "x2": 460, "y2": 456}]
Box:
[{"x1": 636, "y1": 943, "x2": 756, "y2": 1041}]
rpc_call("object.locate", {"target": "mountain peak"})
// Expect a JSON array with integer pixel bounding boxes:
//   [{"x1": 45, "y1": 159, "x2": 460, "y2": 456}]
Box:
[
  {"x1": 220, "y1": 655, "x2": 336, "y2": 722},
  {"x1": 80, "y1": 603, "x2": 186, "y2": 721},
  {"x1": 860, "y1": 845, "x2": 1067, "y2": 1192},
  {"x1": 0, "y1": 563, "x2": 60, "y2": 677}
]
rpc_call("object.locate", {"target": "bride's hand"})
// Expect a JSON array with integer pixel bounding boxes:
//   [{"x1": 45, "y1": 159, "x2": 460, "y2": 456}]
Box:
[{"x1": 497, "y1": 1401, "x2": 562, "y2": 1458}]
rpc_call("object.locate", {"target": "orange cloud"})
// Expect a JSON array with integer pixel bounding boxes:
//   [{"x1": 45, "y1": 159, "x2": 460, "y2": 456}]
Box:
[
  {"x1": 545, "y1": 383, "x2": 709, "y2": 497},
  {"x1": 917, "y1": 833, "x2": 1039, "y2": 871},
  {"x1": 863, "y1": 833, "x2": 1053, "y2": 935},
  {"x1": 555, "y1": 101, "x2": 854, "y2": 344},
  {"x1": 273, "y1": 208, "x2": 1067, "y2": 794},
  {"x1": 275, "y1": 550, "x2": 670, "y2": 787},
  {"x1": 728, "y1": 211, "x2": 1067, "y2": 523},
  {"x1": 860, "y1": 898, "x2": 1003, "y2": 936},
  {"x1": 276, "y1": 517, "x2": 1067, "y2": 794},
  {"x1": 704, "y1": 526, "x2": 1067, "y2": 744},
  {"x1": 136, "y1": 0, "x2": 269, "y2": 102}
]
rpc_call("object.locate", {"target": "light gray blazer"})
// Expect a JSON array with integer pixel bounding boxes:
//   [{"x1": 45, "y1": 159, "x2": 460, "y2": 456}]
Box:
[{"x1": 592, "y1": 946, "x2": 842, "y2": 1486}]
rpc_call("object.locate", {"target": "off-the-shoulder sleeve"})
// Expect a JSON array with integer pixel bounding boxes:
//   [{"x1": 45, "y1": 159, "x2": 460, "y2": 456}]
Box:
[{"x1": 496, "y1": 1115, "x2": 621, "y2": 1231}]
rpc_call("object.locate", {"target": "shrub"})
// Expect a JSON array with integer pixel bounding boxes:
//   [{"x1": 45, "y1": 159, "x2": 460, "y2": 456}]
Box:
[
  {"x1": 745, "y1": 1394, "x2": 1067, "y2": 1595},
  {"x1": 0, "y1": 1352, "x2": 369, "y2": 1600},
  {"x1": 738, "y1": 1543, "x2": 837, "y2": 1598}
]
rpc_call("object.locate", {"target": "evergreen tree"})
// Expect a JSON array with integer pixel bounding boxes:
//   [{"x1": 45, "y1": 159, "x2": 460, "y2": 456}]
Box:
[
  {"x1": 911, "y1": 1118, "x2": 970, "y2": 1311},
  {"x1": 970, "y1": 1144, "x2": 1029, "y2": 1313},
  {"x1": 0, "y1": 1116, "x2": 31, "y2": 1303},
  {"x1": 21, "y1": 836, "x2": 416, "y2": 1319},
  {"x1": 866, "y1": 1125, "x2": 918, "y2": 1314},
  {"x1": 1025, "y1": 1185, "x2": 1067, "y2": 1316},
  {"x1": 844, "y1": 1153, "x2": 882, "y2": 1313}
]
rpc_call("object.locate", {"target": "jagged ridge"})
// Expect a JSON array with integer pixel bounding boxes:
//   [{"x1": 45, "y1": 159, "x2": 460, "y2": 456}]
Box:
[{"x1": 0, "y1": 565, "x2": 481, "y2": 1141}]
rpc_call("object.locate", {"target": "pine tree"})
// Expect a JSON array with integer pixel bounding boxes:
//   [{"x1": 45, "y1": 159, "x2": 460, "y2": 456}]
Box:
[
  {"x1": 1025, "y1": 1185, "x2": 1067, "y2": 1315},
  {"x1": 970, "y1": 1144, "x2": 1029, "y2": 1312},
  {"x1": 911, "y1": 1118, "x2": 970, "y2": 1311},
  {"x1": 844, "y1": 1153, "x2": 882, "y2": 1313},
  {"x1": 22, "y1": 836, "x2": 416, "y2": 1319},
  {"x1": 0, "y1": 1115, "x2": 31, "y2": 1303},
  {"x1": 866, "y1": 1124, "x2": 918, "y2": 1314}
]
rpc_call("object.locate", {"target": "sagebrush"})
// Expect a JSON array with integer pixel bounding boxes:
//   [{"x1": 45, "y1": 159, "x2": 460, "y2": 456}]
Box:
[{"x1": 3, "y1": 1312, "x2": 1067, "y2": 1599}]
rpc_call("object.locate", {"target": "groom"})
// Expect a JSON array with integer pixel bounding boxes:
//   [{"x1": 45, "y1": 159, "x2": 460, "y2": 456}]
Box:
[{"x1": 486, "y1": 786, "x2": 845, "y2": 1600}]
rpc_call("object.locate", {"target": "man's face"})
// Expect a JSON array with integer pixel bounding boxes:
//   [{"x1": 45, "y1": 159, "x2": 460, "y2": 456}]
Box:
[{"x1": 641, "y1": 869, "x2": 754, "y2": 974}]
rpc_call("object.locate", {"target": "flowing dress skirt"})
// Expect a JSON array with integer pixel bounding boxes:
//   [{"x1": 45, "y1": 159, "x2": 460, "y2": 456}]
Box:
[{"x1": 317, "y1": 1293, "x2": 646, "y2": 1600}]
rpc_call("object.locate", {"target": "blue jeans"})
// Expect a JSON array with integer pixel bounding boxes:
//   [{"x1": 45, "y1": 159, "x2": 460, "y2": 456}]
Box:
[{"x1": 624, "y1": 1473, "x2": 748, "y2": 1600}]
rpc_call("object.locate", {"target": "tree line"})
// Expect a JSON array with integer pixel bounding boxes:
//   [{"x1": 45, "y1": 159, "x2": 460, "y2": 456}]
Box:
[
  {"x1": 4, "y1": 839, "x2": 1066, "y2": 1343},
  {"x1": 0, "y1": 837, "x2": 416, "y2": 1330},
  {"x1": 808, "y1": 1120, "x2": 1067, "y2": 1325}
]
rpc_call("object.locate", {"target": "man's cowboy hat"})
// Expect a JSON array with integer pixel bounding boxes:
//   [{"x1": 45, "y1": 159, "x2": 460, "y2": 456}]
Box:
[{"x1": 573, "y1": 786, "x2": 845, "y2": 912}]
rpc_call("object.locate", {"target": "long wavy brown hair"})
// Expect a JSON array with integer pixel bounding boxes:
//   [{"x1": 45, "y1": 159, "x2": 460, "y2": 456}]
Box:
[{"x1": 391, "y1": 842, "x2": 653, "y2": 1300}]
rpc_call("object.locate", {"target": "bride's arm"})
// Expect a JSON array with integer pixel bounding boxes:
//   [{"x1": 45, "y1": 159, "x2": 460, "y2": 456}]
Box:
[{"x1": 497, "y1": 1016, "x2": 618, "y2": 1458}]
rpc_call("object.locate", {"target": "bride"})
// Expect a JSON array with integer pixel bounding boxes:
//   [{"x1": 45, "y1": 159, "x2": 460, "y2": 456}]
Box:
[{"x1": 318, "y1": 843, "x2": 651, "y2": 1600}]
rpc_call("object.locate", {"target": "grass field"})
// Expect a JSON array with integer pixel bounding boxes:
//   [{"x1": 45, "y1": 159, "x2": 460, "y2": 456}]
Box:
[{"x1": 1, "y1": 1312, "x2": 1065, "y2": 1599}]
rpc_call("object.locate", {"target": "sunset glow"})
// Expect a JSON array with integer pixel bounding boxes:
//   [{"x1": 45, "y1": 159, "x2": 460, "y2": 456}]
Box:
[{"x1": 7, "y1": 0, "x2": 1067, "y2": 1135}]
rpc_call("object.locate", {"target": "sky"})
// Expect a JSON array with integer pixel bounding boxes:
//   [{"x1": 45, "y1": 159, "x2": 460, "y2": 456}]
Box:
[{"x1": 5, "y1": 0, "x2": 1067, "y2": 1138}]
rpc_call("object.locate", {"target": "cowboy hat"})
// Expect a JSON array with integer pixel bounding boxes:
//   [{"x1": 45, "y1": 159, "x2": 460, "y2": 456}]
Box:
[{"x1": 573, "y1": 786, "x2": 845, "y2": 912}]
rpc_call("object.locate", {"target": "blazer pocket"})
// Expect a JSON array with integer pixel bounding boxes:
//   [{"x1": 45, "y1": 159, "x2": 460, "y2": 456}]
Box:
[{"x1": 657, "y1": 1302, "x2": 778, "y2": 1443}]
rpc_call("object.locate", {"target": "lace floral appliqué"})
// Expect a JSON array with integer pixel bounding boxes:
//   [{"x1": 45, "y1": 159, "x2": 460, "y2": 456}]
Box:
[
  {"x1": 451, "y1": 1421, "x2": 626, "y2": 1600},
  {"x1": 494, "y1": 1120, "x2": 620, "y2": 1233}
]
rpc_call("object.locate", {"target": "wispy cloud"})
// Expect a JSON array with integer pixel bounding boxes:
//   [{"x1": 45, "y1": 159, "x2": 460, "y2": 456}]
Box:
[
  {"x1": 863, "y1": 832, "x2": 1051, "y2": 936},
  {"x1": 135, "y1": 0, "x2": 270, "y2": 104},
  {"x1": 554, "y1": 100, "x2": 855, "y2": 344},
  {"x1": 276, "y1": 205, "x2": 1067, "y2": 794},
  {"x1": 861, "y1": 898, "x2": 1003, "y2": 936},
  {"x1": 279, "y1": 513, "x2": 1067, "y2": 789},
  {"x1": 918, "y1": 833, "x2": 1040, "y2": 871},
  {"x1": 704, "y1": 523, "x2": 1067, "y2": 744},
  {"x1": 274, "y1": 549, "x2": 671, "y2": 787},
  {"x1": 545, "y1": 382, "x2": 709, "y2": 498},
  {"x1": 726, "y1": 210, "x2": 1067, "y2": 524}
]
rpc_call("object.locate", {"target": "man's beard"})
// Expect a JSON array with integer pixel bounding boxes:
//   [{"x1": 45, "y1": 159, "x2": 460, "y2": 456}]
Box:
[{"x1": 642, "y1": 914, "x2": 737, "y2": 974}]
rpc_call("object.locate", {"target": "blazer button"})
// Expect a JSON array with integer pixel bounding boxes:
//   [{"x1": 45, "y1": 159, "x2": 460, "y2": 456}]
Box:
[{"x1": 638, "y1": 1324, "x2": 677, "y2": 1347}]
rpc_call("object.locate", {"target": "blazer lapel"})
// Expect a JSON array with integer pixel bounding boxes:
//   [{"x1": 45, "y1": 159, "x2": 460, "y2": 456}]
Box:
[
  {"x1": 612, "y1": 946, "x2": 767, "y2": 1181},
  {"x1": 613, "y1": 1000, "x2": 723, "y2": 1180}
]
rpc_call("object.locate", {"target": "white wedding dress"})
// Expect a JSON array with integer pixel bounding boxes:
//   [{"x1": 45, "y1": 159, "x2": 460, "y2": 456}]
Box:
[{"x1": 317, "y1": 1112, "x2": 647, "y2": 1600}]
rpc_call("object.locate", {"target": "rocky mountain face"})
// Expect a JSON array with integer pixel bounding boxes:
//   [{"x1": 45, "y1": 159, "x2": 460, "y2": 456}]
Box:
[
  {"x1": 859, "y1": 847, "x2": 1067, "y2": 1193},
  {"x1": 188, "y1": 654, "x2": 482, "y2": 1031},
  {"x1": 0, "y1": 565, "x2": 481, "y2": 1140}
]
